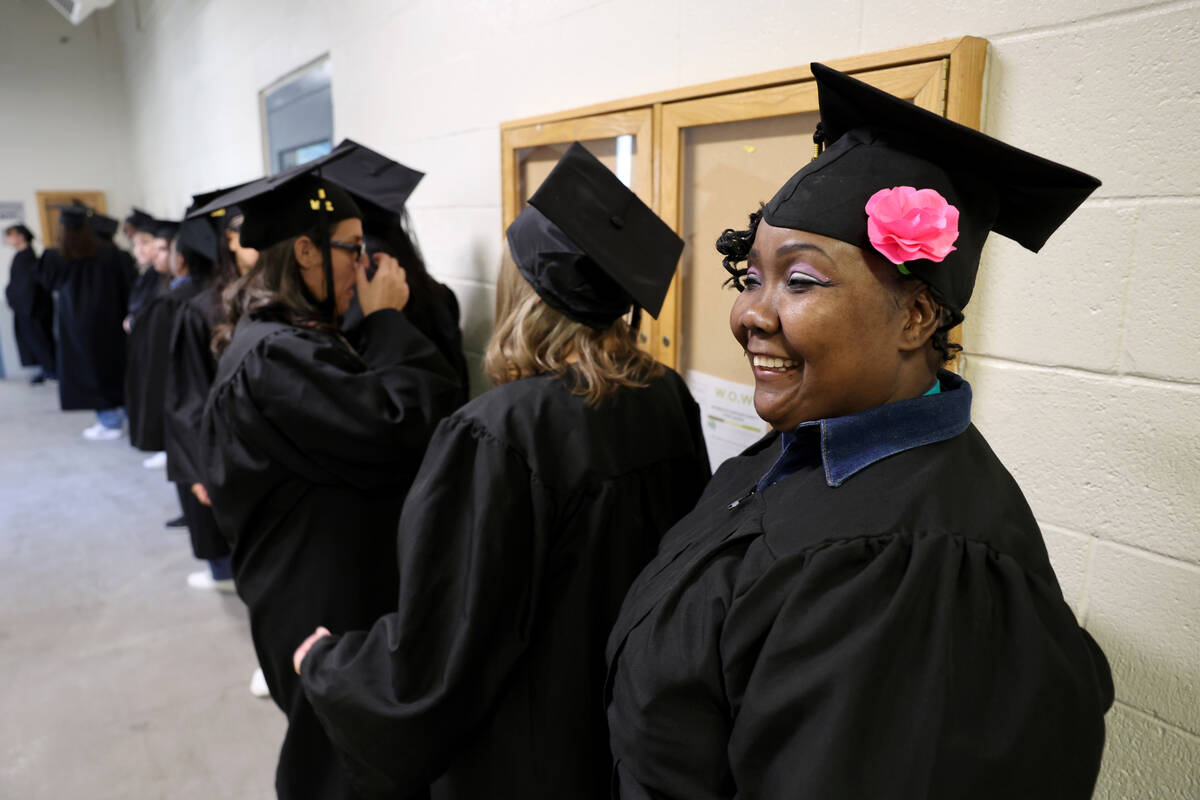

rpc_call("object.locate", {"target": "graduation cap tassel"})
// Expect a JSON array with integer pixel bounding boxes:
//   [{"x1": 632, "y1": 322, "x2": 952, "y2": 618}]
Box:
[
  {"x1": 812, "y1": 122, "x2": 826, "y2": 161},
  {"x1": 315, "y1": 167, "x2": 338, "y2": 324}
]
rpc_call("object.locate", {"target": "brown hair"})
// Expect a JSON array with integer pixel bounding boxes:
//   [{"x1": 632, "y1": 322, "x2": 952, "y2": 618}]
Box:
[
  {"x1": 211, "y1": 227, "x2": 337, "y2": 357},
  {"x1": 483, "y1": 251, "x2": 663, "y2": 406},
  {"x1": 59, "y1": 225, "x2": 98, "y2": 261}
]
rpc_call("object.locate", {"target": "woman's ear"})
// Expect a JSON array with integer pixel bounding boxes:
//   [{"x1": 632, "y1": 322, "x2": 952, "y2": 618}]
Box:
[
  {"x1": 293, "y1": 235, "x2": 318, "y2": 271},
  {"x1": 898, "y1": 284, "x2": 942, "y2": 353}
]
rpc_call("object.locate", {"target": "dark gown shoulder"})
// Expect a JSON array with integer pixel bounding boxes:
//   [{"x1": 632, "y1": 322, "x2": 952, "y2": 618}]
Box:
[
  {"x1": 300, "y1": 367, "x2": 711, "y2": 800},
  {"x1": 606, "y1": 418, "x2": 1114, "y2": 800},
  {"x1": 41, "y1": 246, "x2": 129, "y2": 410},
  {"x1": 164, "y1": 286, "x2": 221, "y2": 486},
  {"x1": 457, "y1": 367, "x2": 705, "y2": 486},
  {"x1": 201, "y1": 308, "x2": 463, "y2": 800},
  {"x1": 127, "y1": 279, "x2": 205, "y2": 451}
]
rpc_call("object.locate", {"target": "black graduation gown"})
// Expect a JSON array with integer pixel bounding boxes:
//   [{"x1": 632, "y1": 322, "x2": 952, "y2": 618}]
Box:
[
  {"x1": 201, "y1": 309, "x2": 462, "y2": 800},
  {"x1": 126, "y1": 278, "x2": 203, "y2": 452},
  {"x1": 113, "y1": 246, "x2": 137, "y2": 291},
  {"x1": 605, "y1": 381, "x2": 1114, "y2": 800},
  {"x1": 340, "y1": 281, "x2": 469, "y2": 405},
  {"x1": 164, "y1": 286, "x2": 227, "y2": 560},
  {"x1": 5, "y1": 248, "x2": 56, "y2": 372},
  {"x1": 410, "y1": 282, "x2": 469, "y2": 405},
  {"x1": 299, "y1": 369, "x2": 712, "y2": 800},
  {"x1": 126, "y1": 266, "x2": 165, "y2": 322},
  {"x1": 39, "y1": 245, "x2": 130, "y2": 410}
]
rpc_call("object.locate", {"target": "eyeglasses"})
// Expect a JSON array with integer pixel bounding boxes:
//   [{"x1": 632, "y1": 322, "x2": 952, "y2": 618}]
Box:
[{"x1": 329, "y1": 240, "x2": 366, "y2": 260}]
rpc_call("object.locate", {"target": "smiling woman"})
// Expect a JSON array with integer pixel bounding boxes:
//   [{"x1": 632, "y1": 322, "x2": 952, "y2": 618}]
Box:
[
  {"x1": 724, "y1": 220, "x2": 946, "y2": 430},
  {"x1": 604, "y1": 63, "x2": 1115, "y2": 800}
]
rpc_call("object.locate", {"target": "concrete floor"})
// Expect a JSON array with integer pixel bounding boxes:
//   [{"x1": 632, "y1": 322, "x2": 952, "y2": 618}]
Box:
[{"x1": 0, "y1": 378, "x2": 284, "y2": 799}]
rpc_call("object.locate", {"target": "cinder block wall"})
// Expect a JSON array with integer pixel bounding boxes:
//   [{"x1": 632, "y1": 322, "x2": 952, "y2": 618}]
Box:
[{"x1": 109, "y1": 1, "x2": 1200, "y2": 795}]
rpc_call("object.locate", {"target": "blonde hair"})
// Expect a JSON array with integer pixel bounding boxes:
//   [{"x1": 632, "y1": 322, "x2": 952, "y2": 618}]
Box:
[{"x1": 483, "y1": 250, "x2": 663, "y2": 406}]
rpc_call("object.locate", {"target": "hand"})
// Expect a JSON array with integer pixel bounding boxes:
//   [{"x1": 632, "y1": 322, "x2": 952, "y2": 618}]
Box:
[
  {"x1": 293, "y1": 626, "x2": 332, "y2": 674},
  {"x1": 122, "y1": 315, "x2": 132, "y2": 334},
  {"x1": 356, "y1": 252, "x2": 409, "y2": 316},
  {"x1": 191, "y1": 483, "x2": 211, "y2": 506}
]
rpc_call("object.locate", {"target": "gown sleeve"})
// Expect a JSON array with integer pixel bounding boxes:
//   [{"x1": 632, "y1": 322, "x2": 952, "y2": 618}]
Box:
[
  {"x1": 225, "y1": 308, "x2": 462, "y2": 488},
  {"x1": 300, "y1": 414, "x2": 550, "y2": 797},
  {"x1": 721, "y1": 533, "x2": 1114, "y2": 800},
  {"x1": 163, "y1": 301, "x2": 214, "y2": 486}
]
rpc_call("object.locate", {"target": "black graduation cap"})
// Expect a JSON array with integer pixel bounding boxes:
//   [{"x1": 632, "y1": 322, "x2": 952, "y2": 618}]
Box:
[
  {"x1": 191, "y1": 181, "x2": 255, "y2": 225},
  {"x1": 55, "y1": 203, "x2": 93, "y2": 231},
  {"x1": 176, "y1": 213, "x2": 218, "y2": 268},
  {"x1": 507, "y1": 142, "x2": 683, "y2": 329},
  {"x1": 315, "y1": 139, "x2": 424, "y2": 231},
  {"x1": 188, "y1": 140, "x2": 422, "y2": 250},
  {"x1": 231, "y1": 176, "x2": 362, "y2": 251},
  {"x1": 90, "y1": 212, "x2": 120, "y2": 240},
  {"x1": 125, "y1": 207, "x2": 158, "y2": 234},
  {"x1": 761, "y1": 62, "x2": 1101, "y2": 312},
  {"x1": 153, "y1": 220, "x2": 181, "y2": 241}
]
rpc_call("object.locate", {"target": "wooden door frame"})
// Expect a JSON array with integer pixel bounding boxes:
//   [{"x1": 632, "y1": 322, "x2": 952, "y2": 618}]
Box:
[
  {"x1": 652, "y1": 60, "x2": 949, "y2": 367},
  {"x1": 499, "y1": 108, "x2": 654, "y2": 230},
  {"x1": 499, "y1": 36, "x2": 988, "y2": 368},
  {"x1": 35, "y1": 190, "x2": 107, "y2": 251}
]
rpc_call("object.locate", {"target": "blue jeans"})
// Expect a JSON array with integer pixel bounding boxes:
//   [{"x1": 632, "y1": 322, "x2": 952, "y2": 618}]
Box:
[
  {"x1": 209, "y1": 555, "x2": 233, "y2": 581},
  {"x1": 95, "y1": 407, "x2": 125, "y2": 430}
]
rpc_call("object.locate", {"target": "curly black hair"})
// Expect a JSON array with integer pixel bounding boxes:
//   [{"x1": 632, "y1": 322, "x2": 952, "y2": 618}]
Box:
[{"x1": 714, "y1": 206, "x2": 962, "y2": 364}]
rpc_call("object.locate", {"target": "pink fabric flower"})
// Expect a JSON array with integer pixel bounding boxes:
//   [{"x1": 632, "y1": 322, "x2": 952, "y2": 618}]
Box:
[{"x1": 864, "y1": 186, "x2": 960, "y2": 266}]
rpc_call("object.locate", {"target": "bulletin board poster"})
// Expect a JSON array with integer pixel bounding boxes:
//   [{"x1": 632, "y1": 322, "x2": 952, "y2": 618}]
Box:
[
  {"x1": 686, "y1": 370, "x2": 771, "y2": 471},
  {"x1": 0, "y1": 202, "x2": 25, "y2": 222}
]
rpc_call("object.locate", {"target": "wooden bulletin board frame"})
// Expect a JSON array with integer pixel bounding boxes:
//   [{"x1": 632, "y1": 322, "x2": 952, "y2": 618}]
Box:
[
  {"x1": 499, "y1": 36, "x2": 987, "y2": 368},
  {"x1": 35, "y1": 190, "x2": 108, "y2": 251}
]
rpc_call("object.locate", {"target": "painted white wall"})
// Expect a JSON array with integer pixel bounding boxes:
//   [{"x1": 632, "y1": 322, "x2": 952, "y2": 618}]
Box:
[
  {"x1": 0, "y1": 0, "x2": 136, "y2": 380},
  {"x1": 107, "y1": 0, "x2": 1200, "y2": 795}
]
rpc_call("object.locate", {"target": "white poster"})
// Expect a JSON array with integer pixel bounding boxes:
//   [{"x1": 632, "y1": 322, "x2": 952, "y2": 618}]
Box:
[
  {"x1": 0, "y1": 201, "x2": 25, "y2": 221},
  {"x1": 686, "y1": 370, "x2": 771, "y2": 471}
]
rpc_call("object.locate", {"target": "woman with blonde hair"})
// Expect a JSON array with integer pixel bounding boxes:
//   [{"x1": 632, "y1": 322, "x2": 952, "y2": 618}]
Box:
[{"x1": 294, "y1": 143, "x2": 711, "y2": 799}]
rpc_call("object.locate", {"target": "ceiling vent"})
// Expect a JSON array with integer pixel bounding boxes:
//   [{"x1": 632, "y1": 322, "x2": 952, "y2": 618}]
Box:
[{"x1": 44, "y1": 0, "x2": 116, "y2": 26}]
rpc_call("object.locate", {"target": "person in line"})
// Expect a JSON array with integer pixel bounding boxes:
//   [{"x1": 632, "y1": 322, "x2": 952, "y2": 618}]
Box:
[
  {"x1": 89, "y1": 212, "x2": 136, "y2": 286},
  {"x1": 604, "y1": 63, "x2": 1114, "y2": 800},
  {"x1": 38, "y1": 205, "x2": 131, "y2": 439},
  {"x1": 199, "y1": 172, "x2": 462, "y2": 800},
  {"x1": 359, "y1": 211, "x2": 469, "y2": 403},
  {"x1": 4, "y1": 223, "x2": 56, "y2": 383},
  {"x1": 124, "y1": 208, "x2": 163, "y2": 332},
  {"x1": 121, "y1": 213, "x2": 221, "y2": 586},
  {"x1": 164, "y1": 199, "x2": 264, "y2": 695},
  {"x1": 126, "y1": 219, "x2": 179, "y2": 465},
  {"x1": 166, "y1": 199, "x2": 258, "y2": 594},
  {"x1": 293, "y1": 143, "x2": 712, "y2": 800}
]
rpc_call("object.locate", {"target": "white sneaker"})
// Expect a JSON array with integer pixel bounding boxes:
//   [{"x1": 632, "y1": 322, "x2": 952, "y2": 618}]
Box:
[
  {"x1": 142, "y1": 451, "x2": 167, "y2": 469},
  {"x1": 82, "y1": 423, "x2": 121, "y2": 441},
  {"x1": 186, "y1": 569, "x2": 236, "y2": 593},
  {"x1": 249, "y1": 667, "x2": 270, "y2": 699}
]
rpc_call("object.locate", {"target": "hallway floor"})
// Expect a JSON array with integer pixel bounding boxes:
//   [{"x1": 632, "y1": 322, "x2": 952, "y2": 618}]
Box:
[{"x1": 0, "y1": 377, "x2": 284, "y2": 799}]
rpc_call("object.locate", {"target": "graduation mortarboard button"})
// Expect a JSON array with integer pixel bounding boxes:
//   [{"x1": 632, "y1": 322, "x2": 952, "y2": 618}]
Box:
[
  {"x1": 187, "y1": 140, "x2": 423, "y2": 251},
  {"x1": 761, "y1": 62, "x2": 1101, "y2": 313},
  {"x1": 521, "y1": 141, "x2": 683, "y2": 321},
  {"x1": 191, "y1": 181, "x2": 255, "y2": 218}
]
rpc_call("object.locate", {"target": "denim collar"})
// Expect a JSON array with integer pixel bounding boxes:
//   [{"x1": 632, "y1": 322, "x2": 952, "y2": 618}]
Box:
[{"x1": 757, "y1": 369, "x2": 972, "y2": 491}]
